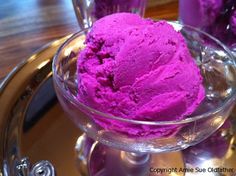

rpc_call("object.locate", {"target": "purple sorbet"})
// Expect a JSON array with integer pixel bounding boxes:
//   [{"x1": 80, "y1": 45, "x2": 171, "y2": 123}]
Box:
[{"x1": 77, "y1": 13, "x2": 205, "y2": 137}]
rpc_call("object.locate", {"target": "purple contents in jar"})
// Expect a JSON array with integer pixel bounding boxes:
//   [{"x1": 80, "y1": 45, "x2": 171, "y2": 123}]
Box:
[
  {"x1": 92, "y1": 0, "x2": 146, "y2": 19},
  {"x1": 180, "y1": 0, "x2": 236, "y2": 48}
]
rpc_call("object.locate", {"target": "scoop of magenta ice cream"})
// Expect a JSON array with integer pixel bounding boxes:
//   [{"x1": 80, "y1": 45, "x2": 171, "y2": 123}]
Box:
[{"x1": 77, "y1": 13, "x2": 205, "y2": 137}]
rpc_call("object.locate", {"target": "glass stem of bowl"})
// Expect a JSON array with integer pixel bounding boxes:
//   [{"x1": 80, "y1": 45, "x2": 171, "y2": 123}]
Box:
[
  {"x1": 121, "y1": 151, "x2": 151, "y2": 174},
  {"x1": 120, "y1": 151, "x2": 151, "y2": 176},
  {"x1": 121, "y1": 152, "x2": 150, "y2": 165}
]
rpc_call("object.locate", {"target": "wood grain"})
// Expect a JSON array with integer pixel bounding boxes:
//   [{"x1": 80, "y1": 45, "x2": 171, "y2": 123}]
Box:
[
  {"x1": 0, "y1": 0, "x2": 79, "y2": 79},
  {"x1": 0, "y1": 0, "x2": 178, "y2": 80}
]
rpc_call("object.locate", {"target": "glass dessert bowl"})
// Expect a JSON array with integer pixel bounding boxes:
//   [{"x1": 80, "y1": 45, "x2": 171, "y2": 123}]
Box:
[{"x1": 52, "y1": 22, "x2": 236, "y2": 175}]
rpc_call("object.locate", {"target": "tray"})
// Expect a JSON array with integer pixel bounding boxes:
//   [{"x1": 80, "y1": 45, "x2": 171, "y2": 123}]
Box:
[{"x1": 0, "y1": 36, "x2": 236, "y2": 176}]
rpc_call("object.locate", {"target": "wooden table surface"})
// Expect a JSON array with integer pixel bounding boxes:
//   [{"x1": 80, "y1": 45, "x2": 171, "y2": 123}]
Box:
[{"x1": 0, "y1": 0, "x2": 178, "y2": 80}]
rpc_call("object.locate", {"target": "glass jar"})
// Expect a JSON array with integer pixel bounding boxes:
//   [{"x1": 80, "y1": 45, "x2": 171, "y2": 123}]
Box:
[
  {"x1": 179, "y1": 0, "x2": 236, "y2": 51},
  {"x1": 72, "y1": 0, "x2": 147, "y2": 29}
]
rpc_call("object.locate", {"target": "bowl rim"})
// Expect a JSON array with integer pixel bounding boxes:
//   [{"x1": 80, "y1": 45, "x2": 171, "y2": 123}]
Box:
[{"x1": 52, "y1": 21, "x2": 236, "y2": 125}]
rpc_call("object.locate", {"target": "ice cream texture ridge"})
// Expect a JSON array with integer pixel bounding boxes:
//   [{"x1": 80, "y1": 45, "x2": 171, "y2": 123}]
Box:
[{"x1": 76, "y1": 13, "x2": 205, "y2": 136}]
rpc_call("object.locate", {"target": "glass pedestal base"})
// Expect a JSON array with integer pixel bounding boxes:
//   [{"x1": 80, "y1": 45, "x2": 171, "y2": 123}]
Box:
[{"x1": 75, "y1": 134, "x2": 184, "y2": 176}]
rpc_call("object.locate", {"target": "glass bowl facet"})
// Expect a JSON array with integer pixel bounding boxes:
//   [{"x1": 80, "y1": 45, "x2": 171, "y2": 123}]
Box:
[{"x1": 52, "y1": 22, "x2": 236, "y2": 153}]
